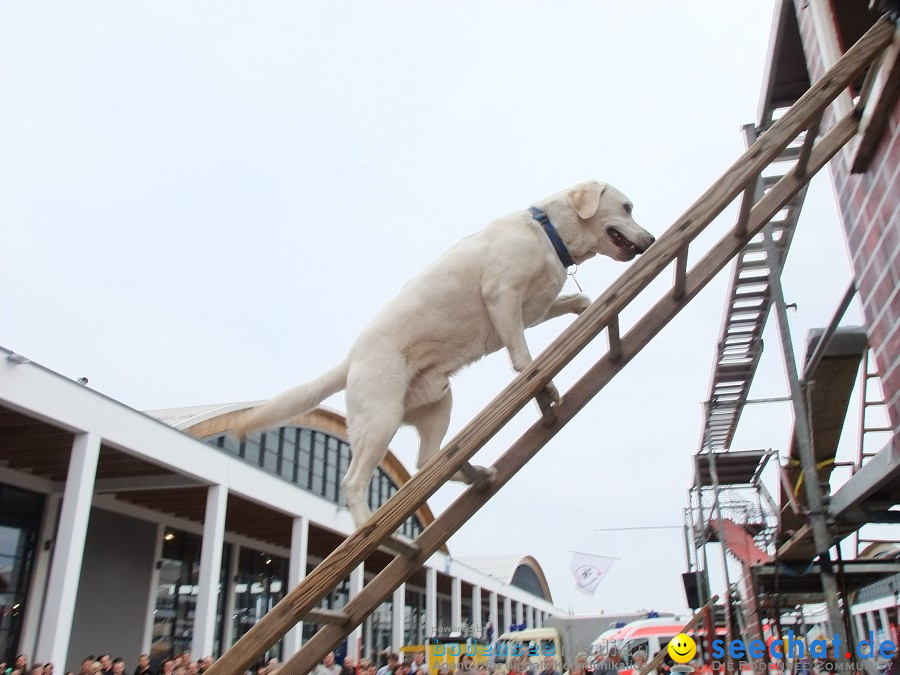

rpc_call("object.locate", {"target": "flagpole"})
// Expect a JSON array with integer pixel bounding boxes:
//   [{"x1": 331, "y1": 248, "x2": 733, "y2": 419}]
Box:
[
  {"x1": 594, "y1": 526, "x2": 682, "y2": 532},
  {"x1": 568, "y1": 550, "x2": 622, "y2": 559}
]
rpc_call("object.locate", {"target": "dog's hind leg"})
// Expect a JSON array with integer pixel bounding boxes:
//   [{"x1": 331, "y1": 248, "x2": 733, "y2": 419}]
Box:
[
  {"x1": 341, "y1": 365, "x2": 406, "y2": 528},
  {"x1": 409, "y1": 386, "x2": 453, "y2": 472}
]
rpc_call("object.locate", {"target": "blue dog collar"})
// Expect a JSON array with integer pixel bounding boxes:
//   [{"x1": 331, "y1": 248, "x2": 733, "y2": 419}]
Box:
[{"x1": 528, "y1": 206, "x2": 576, "y2": 269}]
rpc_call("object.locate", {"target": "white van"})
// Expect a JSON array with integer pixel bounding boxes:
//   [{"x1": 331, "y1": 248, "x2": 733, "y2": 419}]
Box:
[
  {"x1": 493, "y1": 627, "x2": 564, "y2": 674},
  {"x1": 608, "y1": 617, "x2": 690, "y2": 674}
]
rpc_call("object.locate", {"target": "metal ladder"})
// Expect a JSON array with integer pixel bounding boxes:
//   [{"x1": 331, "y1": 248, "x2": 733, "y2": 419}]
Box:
[
  {"x1": 699, "y1": 122, "x2": 811, "y2": 453},
  {"x1": 206, "y1": 18, "x2": 897, "y2": 675}
]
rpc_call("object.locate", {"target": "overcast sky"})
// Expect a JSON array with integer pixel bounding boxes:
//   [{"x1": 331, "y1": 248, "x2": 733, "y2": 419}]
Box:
[{"x1": 1, "y1": 1, "x2": 890, "y2": 618}]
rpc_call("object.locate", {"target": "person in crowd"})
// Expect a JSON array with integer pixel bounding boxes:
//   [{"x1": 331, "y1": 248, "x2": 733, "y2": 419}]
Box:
[
  {"x1": 538, "y1": 656, "x2": 560, "y2": 675},
  {"x1": 457, "y1": 655, "x2": 476, "y2": 675},
  {"x1": 111, "y1": 660, "x2": 125, "y2": 675},
  {"x1": 631, "y1": 650, "x2": 648, "y2": 674},
  {"x1": 29, "y1": 664, "x2": 43, "y2": 675},
  {"x1": 14, "y1": 658, "x2": 28, "y2": 673},
  {"x1": 594, "y1": 647, "x2": 621, "y2": 675},
  {"x1": 265, "y1": 659, "x2": 280, "y2": 675},
  {"x1": 573, "y1": 653, "x2": 593, "y2": 675},
  {"x1": 340, "y1": 656, "x2": 356, "y2": 675},
  {"x1": 365, "y1": 664, "x2": 377, "y2": 675},
  {"x1": 376, "y1": 655, "x2": 398, "y2": 675},
  {"x1": 409, "y1": 653, "x2": 427, "y2": 675},
  {"x1": 394, "y1": 663, "x2": 411, "y2": 675},
  {"x1": 313, "y1": 652, "x2": 341, "y2": 675},
  {"x1": 159, "y1": 660, "x2": 174, "y2": 675},
  {"x1": 134, "y1": 654, "x2": 152, "y2": 675},
  {"x1": 42, "y1": 664, "x2": 54, "y2": 675},
  {"x1": 97, "y1": 657, "x2": 112, "y2": 675}
]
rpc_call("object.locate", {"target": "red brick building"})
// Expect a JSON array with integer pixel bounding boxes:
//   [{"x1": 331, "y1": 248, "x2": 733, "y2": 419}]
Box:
[{"x1": 765, "y1": 1, "x2": 898, "y2": 430}]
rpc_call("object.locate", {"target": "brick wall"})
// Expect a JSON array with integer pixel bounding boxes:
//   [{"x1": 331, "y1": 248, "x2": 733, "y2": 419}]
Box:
[{"x1": 793, "y1": 1, "x2": 900, "y2": 434}]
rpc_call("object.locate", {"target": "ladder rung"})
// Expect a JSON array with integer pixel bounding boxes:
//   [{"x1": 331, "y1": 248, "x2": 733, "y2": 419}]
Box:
[
  {"x1": 607, "y1": 315, "x2": 622, "y2": 361},
  {"x1": 864, "y1": 400, "x2": 886, "y2": 406},
  {"x1": 863, "y1": 426, "x2": 892, "y2": 433},
  {"x1": 382, "y1": 535, "x2": 421, "y2": 559},
  {"x1": 673, "y1": 246, "x2": 688, "y2": 299},
  {"x1": 303, "y1": 608, "x2": 351, "y2": 627}
]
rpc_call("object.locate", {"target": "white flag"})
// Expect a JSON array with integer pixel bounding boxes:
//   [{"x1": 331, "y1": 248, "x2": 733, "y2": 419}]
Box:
[{"x1": 570, "y1": 552, "x2": 615, "y2": 596}]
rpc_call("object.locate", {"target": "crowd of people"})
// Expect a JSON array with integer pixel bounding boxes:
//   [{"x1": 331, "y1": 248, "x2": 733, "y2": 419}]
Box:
[
  {"x1": 0, "y1": 651, "x2": 215, "y2": 675},
  {"x1": 8, "y1": 641, "x2": 895, "y2": 675}
]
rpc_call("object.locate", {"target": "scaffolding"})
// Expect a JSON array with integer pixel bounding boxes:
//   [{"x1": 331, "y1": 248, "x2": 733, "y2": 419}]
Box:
[{"x1": 685, "y1": 8, "x2": 900, "y2": 672}]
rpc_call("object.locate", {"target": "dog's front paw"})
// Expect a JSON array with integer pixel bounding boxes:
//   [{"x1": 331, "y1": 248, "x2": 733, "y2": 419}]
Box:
[
  {"x1": 469, "y1": 464, "x2": 497, "y2": 492},
  {"x1": 543, "y1": 382, "x2": 560, "y2": 404},
  {"x1": 571, "y1": 293, "x2": 592, "y2": 314}
]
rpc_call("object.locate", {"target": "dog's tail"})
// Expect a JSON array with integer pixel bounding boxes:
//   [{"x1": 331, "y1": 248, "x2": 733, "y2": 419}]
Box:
[{"x1": 234, "y1": 361, "x2": 349, "y2": 438}]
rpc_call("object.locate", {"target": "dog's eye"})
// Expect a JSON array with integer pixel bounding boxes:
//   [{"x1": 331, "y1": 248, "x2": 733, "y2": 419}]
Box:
[{"x1": 623, "y1": 203, "x2": 633, "y2": 214}]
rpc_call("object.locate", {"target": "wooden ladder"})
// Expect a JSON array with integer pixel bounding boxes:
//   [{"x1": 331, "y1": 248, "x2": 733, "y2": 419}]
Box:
[{"x1": 207, "y1": 18, "x2": 897, "y2": 675}]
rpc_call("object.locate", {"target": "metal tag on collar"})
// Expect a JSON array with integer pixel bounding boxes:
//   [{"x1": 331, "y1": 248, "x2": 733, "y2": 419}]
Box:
[{"x1": 568, "y1": 265, "x2": 582, "y2": 292}]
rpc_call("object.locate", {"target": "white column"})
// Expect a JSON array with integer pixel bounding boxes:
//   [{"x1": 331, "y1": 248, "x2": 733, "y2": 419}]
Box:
[
  {"x1": 854, "y1": 613, "x2": 866, "y2": 643},
  {"x1": 879, "y1": 609, "x2": 890, "y2": 639},
  {"x1": 143, "y1": 523, "x2": 166, "y2": 653},
  {"x1": 222, "y1": 543, "x2": 241, "y2": 653},
  {"x1": 503, "y1": 597, "x2": 512, "y2": 633},
  {"x1": 515, "y1": 601, "x2": 523, "y2": 627},
  {"x1": 471, "y1": 585, "x2": 482, "y2": 634},
  {"x1": 349, "y1": 564, "x2": 365, "y2": 660},
  {"x1": 426, "y1": 567, "x2": 437, "y2": 637},
  {"x1": 19, "y1": 492, "x2": 61, "y2": 659},
  {"x1": 489, "y1": 592, "x2": 499, "y2": 642},
  {"x1": 536, "y1": 611, "x2": 543, "y2": 629},
  {"x1": 526, "y1": 606, "x2": 534, "y2": 629},
  {"x1": 192, "y1": 484, "x2": 228, "y2": 657},
  {"x1": 866, "y1": 612, "x2": 877, "y2": 638},
  {"x1": 34, "y1": 432, "x2": 100, "y2": 666},
  {"x1": 285, "y1": 516, "x2": 309, "y2": 655},
  {"x1": 364, "y1": 616, "x2": 373, "y2": 660},
  {"x1": 451, "y1": 578, "x2": 462, "y2": 629},
  {"x1": 393, "y1": 583, "x2": 406, "y2": 651}
]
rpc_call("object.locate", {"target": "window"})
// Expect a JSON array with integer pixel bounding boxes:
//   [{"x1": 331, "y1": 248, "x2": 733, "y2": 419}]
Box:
[{"x1": 202, "y1": 426, "x2": 425, "y2": 536}]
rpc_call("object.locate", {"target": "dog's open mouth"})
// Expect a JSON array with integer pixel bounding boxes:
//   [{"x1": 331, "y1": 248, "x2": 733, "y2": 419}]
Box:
[{"x1": 607, "y1": 227, "x2": 647, "y2": 257}]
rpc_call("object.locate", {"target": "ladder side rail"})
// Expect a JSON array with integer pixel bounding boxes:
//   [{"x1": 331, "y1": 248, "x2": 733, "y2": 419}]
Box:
[
  {"x1": 206, "y1": 20, "x2": 890, "y2": 673},
  {"x1": 277, "y1": 108, "x2": 861, "y2": 675}
]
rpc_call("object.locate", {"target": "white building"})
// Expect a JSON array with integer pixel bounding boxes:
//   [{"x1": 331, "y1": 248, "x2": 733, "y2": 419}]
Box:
[{"x1": 0, "y1": 347, "x2": 558, "y2": 672}]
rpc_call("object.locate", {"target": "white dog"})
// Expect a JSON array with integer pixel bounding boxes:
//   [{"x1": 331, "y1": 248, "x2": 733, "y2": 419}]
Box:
[{"x1": 236, "y1": 180, "x2": 654, "y2": 527}]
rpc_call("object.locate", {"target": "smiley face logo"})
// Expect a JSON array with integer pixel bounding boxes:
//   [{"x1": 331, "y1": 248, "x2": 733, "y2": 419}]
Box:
[{"x1": 667, "y1": 634, "x2": 696, "y2": 663}]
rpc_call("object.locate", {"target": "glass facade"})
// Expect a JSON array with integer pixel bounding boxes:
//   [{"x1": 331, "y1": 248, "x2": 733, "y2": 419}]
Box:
[
  {"x1": 233, "y1": 549, "x2": 288, "y2": 662},
  {"x1": 0, "y1": 485, "x2": 43, "y2": 664},
  {"x1": 205, "y1": 426, "x2": 424, "y2": 538},
  {"x1": 152, "y1": 531, "x2": 230, "y2": 661}
]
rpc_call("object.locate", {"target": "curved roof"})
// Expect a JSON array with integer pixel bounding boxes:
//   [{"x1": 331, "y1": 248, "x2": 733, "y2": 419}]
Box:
[
  {"x1": 455, "y1": 554, "x2": 553, "y2": 601},
  {"x1": 144, "y1": 401, "x2": 441, "y2": 539}
]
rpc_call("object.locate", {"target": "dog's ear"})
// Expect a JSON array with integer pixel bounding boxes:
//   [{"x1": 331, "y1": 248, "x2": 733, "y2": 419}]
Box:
[{"x1": 567, "y1": 181, "x2": 607, "y2": 219}]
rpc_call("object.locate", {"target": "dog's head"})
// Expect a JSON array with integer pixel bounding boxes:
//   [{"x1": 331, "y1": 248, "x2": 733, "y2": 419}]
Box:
[{"x1": 567, "y1": 180, "x2": 655, "y2": 262}]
